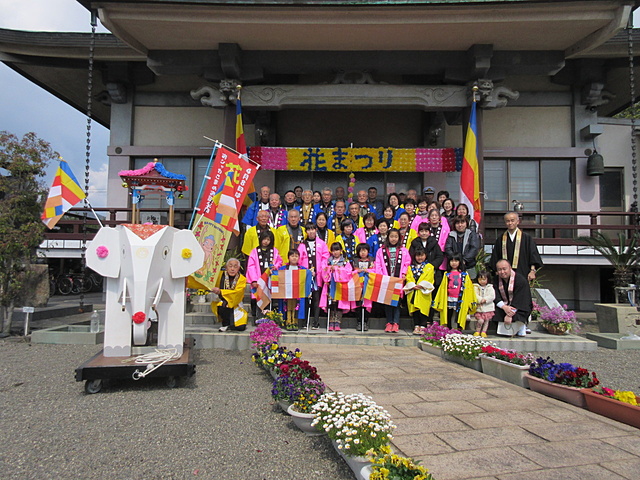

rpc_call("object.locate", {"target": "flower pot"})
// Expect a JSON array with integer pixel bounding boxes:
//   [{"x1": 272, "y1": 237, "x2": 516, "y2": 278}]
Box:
[
  {"x1": 524, "y1": 373, "x2": 586, "y2": 408},
  {"x1": 287, "y1": 404, "x2": 324, "y2": 436},
  {"x1": 543, "y1": 323, "x2": 568, "y2": 335},
  {"x1": 359, "y1": 465, "x2": 372, "y2": 480},
  {"x1": 479, "y1": 355, "x2": 530, "y2": 388},
  {"x1": 277, "y1": 399, "x2": 292, "y2": 413},
  {"x1": 332, "y1": 440, "x2": 370, "y2": 478},
  {"x1": 583, "y1": 390, "x2": 640, "y2": 428},
  {"x1": 418, "y1": 341, "x2": 443, "y2": 357},
  {"x1": 269, "y1": 367, "x2": 279, "y2": 380},
  {"x1": 443, "y1": 353, "x2": 482, "y2": 372}
]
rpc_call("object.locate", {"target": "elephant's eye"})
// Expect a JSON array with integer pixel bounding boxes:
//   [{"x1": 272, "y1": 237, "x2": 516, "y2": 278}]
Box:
[{"x1": 162, "y1": 246, "x2": 169, "y2": 259}]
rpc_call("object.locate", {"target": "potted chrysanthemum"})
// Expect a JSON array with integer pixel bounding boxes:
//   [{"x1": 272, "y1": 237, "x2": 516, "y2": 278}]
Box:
[
  {"x1": 249, "y1": 319, "x2": 282, "y2": 350},
  {"x1": 441, "y1": 333, "x2": 493, "y2": 371},
  {"x1": 539, "y1": 305, "x2": 581, "y2": 335},
  {"x1": 311, "y1": 392, "x2": 396, "y2": 477}
]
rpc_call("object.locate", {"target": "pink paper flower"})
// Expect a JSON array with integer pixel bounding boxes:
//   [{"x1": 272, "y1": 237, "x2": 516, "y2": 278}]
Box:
[{"x1": 96, "y1": 246, "x2": 109, "y2": 258}]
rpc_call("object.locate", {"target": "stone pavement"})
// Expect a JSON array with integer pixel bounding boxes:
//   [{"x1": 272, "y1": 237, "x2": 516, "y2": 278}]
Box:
[{"x1": 290, "y1": 343, "x2": 640, "y2": 480}]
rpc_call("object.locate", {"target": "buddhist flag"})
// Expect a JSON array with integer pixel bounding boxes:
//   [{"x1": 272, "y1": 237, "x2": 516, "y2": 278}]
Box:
[
  {"x1": 330, "y1": 272, "x2": 362, "y2": 302},
  {"x1": 363, "y1": 272, "x2": 403, "y2": 306},
  {"x1": 255, "y1": 269, "x2": 272, "y2": 310},
  {"x1": 41, "y1": 158, "x2": 86, "y2": 229},
  {"x1": 270, "y1": 268, "x2": 313, "y2": 299},
  {"x1": 236, "y1": 93, "x2": 257, "y2": 208},
  {"x1": 460, "y1": 100, "x2": 481, "y2": 226}
]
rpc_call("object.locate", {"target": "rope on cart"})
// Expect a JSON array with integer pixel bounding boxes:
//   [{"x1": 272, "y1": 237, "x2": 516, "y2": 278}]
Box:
[{"x1": 131, "y1": 349, "x2": 181, "y2": 380}]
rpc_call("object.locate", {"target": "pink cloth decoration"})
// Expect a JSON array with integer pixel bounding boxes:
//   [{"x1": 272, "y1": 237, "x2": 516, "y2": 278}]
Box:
[
  {"x1": 96, "y1": 246, "x2": 109, "y2": 258},
  {"x1": 118, "y1": 162, "x2": 156, "y2": 177}
]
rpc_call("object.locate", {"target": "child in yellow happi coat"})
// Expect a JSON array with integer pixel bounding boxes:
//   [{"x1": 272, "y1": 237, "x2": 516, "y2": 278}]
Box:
[
  {"x1": 433, "y1": 253, "x2": 476, "y2": 330},
  {"x1": 405, "y1": 247, "x2": 435, "y2": 335}
]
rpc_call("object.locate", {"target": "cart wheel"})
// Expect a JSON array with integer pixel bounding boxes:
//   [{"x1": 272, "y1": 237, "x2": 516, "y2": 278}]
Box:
[
  {"x1": 165, "y1": 376, "x2": 178, "y2": 389},
  {"x1": 85, "y1": 379, "x2": 102, "y2": 394}
]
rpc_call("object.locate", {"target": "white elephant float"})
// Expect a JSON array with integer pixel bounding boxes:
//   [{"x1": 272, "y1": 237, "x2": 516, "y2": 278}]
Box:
[{"x1": 86, "y1": 224, "x2": 204, "y2": 357}]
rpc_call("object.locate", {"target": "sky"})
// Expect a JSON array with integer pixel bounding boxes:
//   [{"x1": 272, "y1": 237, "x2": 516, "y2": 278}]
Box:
[{"x1": 0, "y1": 0, "x2": 111, "y2": 206}]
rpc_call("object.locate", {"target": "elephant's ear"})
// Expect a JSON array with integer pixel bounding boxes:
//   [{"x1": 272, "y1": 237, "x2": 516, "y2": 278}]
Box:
[
  {"x1": 171, "y1": 230, "x2": 205, "y2": 278},
  {"x1": 86, "y1": 227, "x2": 121, "y2": 278}
]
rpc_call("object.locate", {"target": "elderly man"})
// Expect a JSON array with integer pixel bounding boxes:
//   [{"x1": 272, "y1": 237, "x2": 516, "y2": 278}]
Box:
[
  {"x1": 314, "y1": 187, "x2": 334, "y2": 218},
  {"x1": 329, "y1": 200, "x2": 348, "y2": 234},
  {"x1": 295, "y1": 189, "x2": 316, "y2": 225},
  {"x1": 293, "y1": 185, "x2": 304, "y2": 205},
  {"x1": 241, "y1": 185, "x2": 270, "y2": 227},
  {"x1": 241, "y1": 210, "x2": 274, "y2": 256},
  {"x1": 356, "y1": 189, "x2": 378, "y2": 218},
  {"x1": 211, "y1": 258, "x2": 247, "y2": 332},
  {"x1": 267, "y1": 193, "x2": 287, "y2": 228},
  {"x1": 282, "y1": 190, "x2": 297, "y2": 211},
  {"x1": 406, "y1": 188, "x2": 418, "y2": 202},
  {"x1": 274, "y1": 208, "x2": 306, "y2": 258},
  {"x1": 335, "y1": 186, "x2": 347, "y2": 204},
  {"x1": 368, "y1": 186, "x2": 384, "y2": 218},
  {"x1": 490, "y1": 212, "x2": 543, "y2": 281},
  {"x1": 494, "y1": 259, "x2": 532, "y2": 337}
]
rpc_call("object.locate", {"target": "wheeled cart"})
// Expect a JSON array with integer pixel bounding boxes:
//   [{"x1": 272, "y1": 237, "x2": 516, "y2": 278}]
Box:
[{"x1": 75, "y1": 338, "x2": 196, "y2": 394}]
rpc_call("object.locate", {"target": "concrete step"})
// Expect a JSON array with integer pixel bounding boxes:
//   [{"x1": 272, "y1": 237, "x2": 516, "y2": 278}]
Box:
[{"x1": 186, "y1": 323, "x2": 597, "y2": 352}]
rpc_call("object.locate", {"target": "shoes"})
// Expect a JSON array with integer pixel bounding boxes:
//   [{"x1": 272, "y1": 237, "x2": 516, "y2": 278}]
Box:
[
  {"x1": 481, "y1": 332, "x2": 487, "y2": 338},
  {"x1": 384, "y1": 323, "x2": 393, "y2": 332},
  {"x1": 473, "y1": 332, "x2": 480, "y2": 337},
  {"x1": 218, "y1": 326, "x2": 228, "y2": 332},
  {"x1": 356, "y1": 323, "x2": 363, "y2": 331},
  {"x1": 334, "y1": 324, "x2": 341, "y2": 331},
  {"x1": 311, "y1": 323, "x2": 319, "y2": 330},
  {"x1": 412, "y1": 326, "x2": 422, "y2": 335},
  {"x1": 526, "y1": 328, "x2": 532, "y2": 334},
  {"x1": 363, "y1": 323, "x2": 369, "y2": 331},
  {"x1": 328, "y1": 323, "x2": 335, "y2": 331},
  {"x1": 392, "y1": 323, "x2": 399, "y2": 333}
]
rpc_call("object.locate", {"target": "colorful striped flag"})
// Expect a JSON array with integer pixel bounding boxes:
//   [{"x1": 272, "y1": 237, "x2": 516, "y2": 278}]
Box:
[
  {"x1": 270, "y1": 268, "x2": 313, "y2": 299},
  {"x1": 213, "y1": 170, "x2": 240, "y2": 234},
  {"x1": 459, "y1": 100, "x2": 481, "y2": 225},
  {"x1": 236, "y1": 93, "x2": 257, "y2": 208},
  {"x1": 330, "y1": 272, "x2": 363, "y2": 302},
  {"x1": 41, "y1": 158, "x2": 86, "y2": 229},
  {"x1": 256, "y1": 269, "x2": 272, "y2": 310},
  {"x1": 363, "y1": 272, "x2": 403, "y2": 306}
]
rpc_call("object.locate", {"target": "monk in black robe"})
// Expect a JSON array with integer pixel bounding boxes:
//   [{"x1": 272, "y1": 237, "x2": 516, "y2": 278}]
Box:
[
  {"x1": 490, "y1": 212, "x2": 542, "y2": 281},
  {"x1": 494, "y1": 259, "x2": 532, "y2": 329}
]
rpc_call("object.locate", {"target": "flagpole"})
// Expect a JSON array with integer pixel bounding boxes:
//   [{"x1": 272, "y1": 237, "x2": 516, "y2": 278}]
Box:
[
  {"x1": 189, "y1": 140, "x2": 221, "y2": 229},
  {"x1": 85, "y1": 200, "x2": 104, "y2": 228}
]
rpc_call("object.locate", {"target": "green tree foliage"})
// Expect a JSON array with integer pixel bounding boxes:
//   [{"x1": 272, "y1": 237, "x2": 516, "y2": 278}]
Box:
[
  {"x1": 0, "y1": 131, "x2": 58, "y2": 336},
  {"x1": 613, "y1": 101, "x2": 640, "y2": 119}
]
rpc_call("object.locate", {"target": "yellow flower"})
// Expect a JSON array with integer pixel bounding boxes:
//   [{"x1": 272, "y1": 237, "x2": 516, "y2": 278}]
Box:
[
  {"x1": 181, "y1": 248, "x2": 192, "y2": 259},
  {"x1": 614, "y1": 390, "x2": 638, "y2": 406}
]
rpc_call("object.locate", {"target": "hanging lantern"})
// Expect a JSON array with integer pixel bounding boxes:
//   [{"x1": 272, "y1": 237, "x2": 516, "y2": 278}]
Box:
[{"x1": 587, "y1": 151, "x2": 604, "y2": 176}]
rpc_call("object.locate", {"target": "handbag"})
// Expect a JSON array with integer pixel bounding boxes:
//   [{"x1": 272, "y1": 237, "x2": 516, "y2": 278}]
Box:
[{"x1": 497, "y1": 320, "x2": 525, "y2": 337}]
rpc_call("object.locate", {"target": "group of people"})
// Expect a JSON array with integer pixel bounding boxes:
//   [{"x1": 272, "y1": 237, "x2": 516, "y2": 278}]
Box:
[{"x1": 212, "y1": 184, "x2": 542, "y2": 336}]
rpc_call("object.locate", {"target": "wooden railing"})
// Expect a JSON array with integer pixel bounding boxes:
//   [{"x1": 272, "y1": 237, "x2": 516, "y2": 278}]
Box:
[{"x1": 45, "y1": 207, "x2": 640, "y2": 246}]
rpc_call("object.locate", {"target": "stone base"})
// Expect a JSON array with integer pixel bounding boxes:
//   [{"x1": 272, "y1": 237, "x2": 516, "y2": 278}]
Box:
[
  {"x1": 31, "y1": 325, "x2": 104, "y2": 345},
  {"x1": 586, "y1": 332, "x2": 640, "y2": 350},
  {"x1": 594, "y1": 303, "x2": 640, "y2": 334}
]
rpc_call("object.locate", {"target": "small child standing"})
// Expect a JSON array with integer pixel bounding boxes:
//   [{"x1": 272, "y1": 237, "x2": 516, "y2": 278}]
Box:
[
  {"x1": 405, "y1": 248, "x2": 435, "y2": 335},
  {"x1": 337, "y1": 219, "x2": 358, "y2": 264},
  {"x1": 473, "y1": 270, "x2": 495, "y2": 337},
  {"x1": 433, "y1": 253, "x2": 476, "y2": 330},
  {"x1": 321, "y1": 242, "x2": 355, "y2": 331},
  {"x1": 353, "y1": 243, "x2": 375, "y2": 331},
  {"x1": 278, "y1": 249, "x2": 308, "y2": 331}
]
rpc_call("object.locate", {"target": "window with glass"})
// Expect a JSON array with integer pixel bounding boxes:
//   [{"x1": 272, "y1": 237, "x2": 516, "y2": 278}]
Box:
[{"x1": 483, "y1": 158, "x2": 574, "y2": 240}]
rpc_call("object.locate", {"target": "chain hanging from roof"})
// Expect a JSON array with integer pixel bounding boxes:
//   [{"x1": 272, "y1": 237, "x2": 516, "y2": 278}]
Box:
[
  {"x1": 628, "y1": 13, "x2": 638, "y2": 208},
  {"x1": 79, "y1": 11, "x2": 97, "y2": 313}
]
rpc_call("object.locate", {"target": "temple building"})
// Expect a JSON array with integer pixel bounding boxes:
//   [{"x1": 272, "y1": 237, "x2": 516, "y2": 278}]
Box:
[{"x1": 2, "y1": 0, "x2": 640, "y2": 309}]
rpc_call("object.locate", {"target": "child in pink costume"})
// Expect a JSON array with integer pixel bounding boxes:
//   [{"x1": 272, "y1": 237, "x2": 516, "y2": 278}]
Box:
[
  {"x1": 321, "y1": 242, "x2": 355, "y2": 331},
  {"x1": 374, "y1": 228, "x2": 411, "y2": 333}
]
